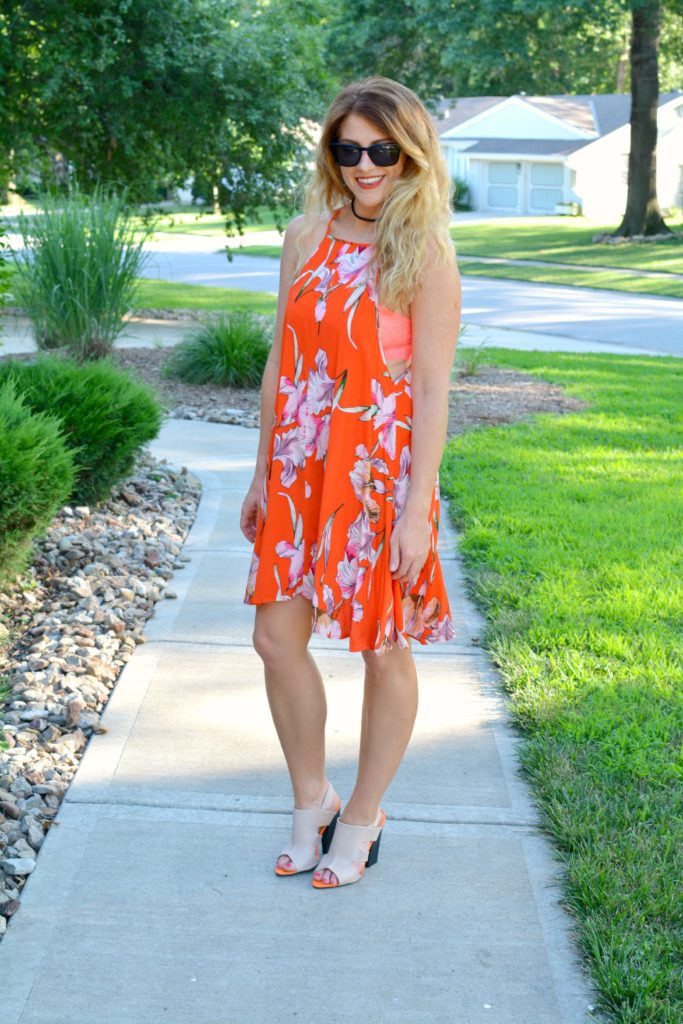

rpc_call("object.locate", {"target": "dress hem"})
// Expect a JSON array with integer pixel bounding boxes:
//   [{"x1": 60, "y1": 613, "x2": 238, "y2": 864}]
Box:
[{"x1": 244, "y1": 590, "x2": 456, "y2": 656}]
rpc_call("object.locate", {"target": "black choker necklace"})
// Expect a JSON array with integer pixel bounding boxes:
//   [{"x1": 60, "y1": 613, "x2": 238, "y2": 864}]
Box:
[{"x1": 351, "y1": 197, "x2": 378, "y2": 222}]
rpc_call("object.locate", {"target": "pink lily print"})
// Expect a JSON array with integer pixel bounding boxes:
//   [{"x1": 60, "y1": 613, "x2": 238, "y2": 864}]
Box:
[
  {"x1": 335, "y1": 245, "x2": 376, "y2": 349},
  {"x1": 272, "y1": 428, "x2": 307, "y2": 488},
  {"x1": 313, "y1": 583, "x2": 343, "y2": 639},
  {"x1": 274, "y1": 491, "x2": 305, "y2": 589}
]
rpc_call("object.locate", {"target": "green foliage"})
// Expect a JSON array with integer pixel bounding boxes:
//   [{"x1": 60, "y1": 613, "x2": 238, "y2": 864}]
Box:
[
  {"x1": 0, "y1": 376, "x2": 76, "y2": 587},
  {"x1": 0, "y1": 354, "x2": 164, "y2": 506},
  {"x1": 0, "y1": 0, "x2": 331, "y2": 229},
  {"x1": 440, "y1": 347, "x2": 683, "y2": 1022},
  {"x1": 325, "y1": 0, "x2": 683, "y2": 97},
  {"x1": 10, "y1": 184, "x2": 152, "y2": 361},
  {"x1": 162, "y1": 312, "x2": 271, "y2": 388},
  {"x1": 0, "y1": 220, "x2": 12, "y2": 314},
  {"x1": 451, "y1": 175, "x2": 471, "y2": 211}
]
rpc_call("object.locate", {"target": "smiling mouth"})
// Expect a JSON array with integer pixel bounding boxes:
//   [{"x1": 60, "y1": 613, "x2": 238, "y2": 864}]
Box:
[{"x1": 356, "y1": 175, "x2": 385, "y2": 187}]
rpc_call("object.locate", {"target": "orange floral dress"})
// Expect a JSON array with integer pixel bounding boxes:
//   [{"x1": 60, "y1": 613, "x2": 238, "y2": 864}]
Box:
[{"x1": 243, "y1": 206, "x2": 456, "y2": 657}]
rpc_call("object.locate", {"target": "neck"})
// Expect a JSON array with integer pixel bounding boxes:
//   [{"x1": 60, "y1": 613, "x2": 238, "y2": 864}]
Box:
[{"x1": 351, "y1": 195, "x2": 379, "y2": 221}]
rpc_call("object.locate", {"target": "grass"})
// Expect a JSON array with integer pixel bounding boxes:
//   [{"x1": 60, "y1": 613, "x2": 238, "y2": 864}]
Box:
[
  {"x1": 129, "y1": 203, "x2": 296, "y2": 238},
  {"x1": 438, "y1": 347, "x2": 683, "y2": 1023},
  {"x1": 159, "y1": 214, "x2": 683, "y2": 298},
  {"x1": 459, "y1": 261, "x2": 683, "y2": 299},
  {"x1": 451, "y1": 215, "x2": 683, "y2": 273},
  {"x1": 121, "y1": 278, "x2": 277, "y2": 315},
  {"x1": 2, "y1": 266, "x2": 277, "y2": 315}
]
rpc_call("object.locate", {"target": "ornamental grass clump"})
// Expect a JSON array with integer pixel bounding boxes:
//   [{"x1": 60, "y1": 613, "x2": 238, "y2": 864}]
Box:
[
  {"x1": 10, "y1": 184, "x2": 152, "y2": 361},
  {"x1": 162, "y1": 312, "x2": 271, "y2": 388}
]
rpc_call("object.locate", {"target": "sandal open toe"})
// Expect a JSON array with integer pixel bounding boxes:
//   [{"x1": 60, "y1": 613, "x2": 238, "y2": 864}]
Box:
[
  {"x1": 274, "y1": 782, "x2": 342, "y2": 876},
  {"x1": 311, "y1": 807, "x2": 386, "y2": 888}
]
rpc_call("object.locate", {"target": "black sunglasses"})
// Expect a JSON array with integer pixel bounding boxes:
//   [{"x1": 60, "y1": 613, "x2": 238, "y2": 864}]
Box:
[{"x1": 329, "y1": 141, "x2": 402, "y2": 167}]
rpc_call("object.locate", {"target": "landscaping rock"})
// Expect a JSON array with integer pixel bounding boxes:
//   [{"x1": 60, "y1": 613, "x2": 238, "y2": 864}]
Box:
[{"x1": 0, "y1": 450, "x2": 201, "y2": 942}]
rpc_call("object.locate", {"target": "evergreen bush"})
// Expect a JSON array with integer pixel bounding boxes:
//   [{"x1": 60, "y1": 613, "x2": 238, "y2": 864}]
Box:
[
  {"x1": 0, "y1": 354, "x2": 164, "y2": 506},
  {"x1": 0, "y1": 377, "x2": 76, "y2": 586}
]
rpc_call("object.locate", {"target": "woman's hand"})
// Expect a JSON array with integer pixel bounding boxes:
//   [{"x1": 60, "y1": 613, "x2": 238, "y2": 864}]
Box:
[
  {"x1": 240, "y1": 473, "x2": 265, "y2": 544},
  {"x1": 389, "y1": 507, "x2": 431, "y2": 586}
]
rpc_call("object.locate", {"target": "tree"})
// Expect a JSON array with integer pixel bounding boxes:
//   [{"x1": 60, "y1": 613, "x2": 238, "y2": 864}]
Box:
[
  {"x1": 0, "y1": 0, "x2": 331, "y2": 228},
  {"x1": 613, "y1": 0, "x2": 675, "y2": 236}
]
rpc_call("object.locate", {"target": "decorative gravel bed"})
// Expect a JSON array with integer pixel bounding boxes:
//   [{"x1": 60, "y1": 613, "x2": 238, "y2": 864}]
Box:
[{"x1": 0, "y1": 452, "x2": 201, "y2": 938}]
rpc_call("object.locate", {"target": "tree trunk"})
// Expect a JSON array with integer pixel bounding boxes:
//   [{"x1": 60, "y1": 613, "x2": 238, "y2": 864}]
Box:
[{"x1": 613, "y1": 0, "x2": 671, "y2": 237}]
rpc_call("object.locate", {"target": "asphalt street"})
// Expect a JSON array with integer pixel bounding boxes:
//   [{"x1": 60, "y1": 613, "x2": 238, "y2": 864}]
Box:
[{"x1": 138, "y1": 242, "x2": 683, "y2": 357}]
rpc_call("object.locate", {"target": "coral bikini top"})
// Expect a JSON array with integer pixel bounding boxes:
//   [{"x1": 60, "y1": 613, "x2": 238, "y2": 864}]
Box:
[
  {"x1": 377, "y1": 304, "x2": 412, "y2": 363},
  {"x1": 327, "y1": 208, "x2": 412, "y2": 363}
]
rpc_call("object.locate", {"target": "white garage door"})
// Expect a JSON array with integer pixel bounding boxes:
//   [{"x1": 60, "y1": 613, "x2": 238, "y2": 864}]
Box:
[
  {"x1": 486, "y1": 162, "x2": 519, "y2": 210},
  {"x1": 529, "y1": 163, "x2": 564, "y2": 212}
]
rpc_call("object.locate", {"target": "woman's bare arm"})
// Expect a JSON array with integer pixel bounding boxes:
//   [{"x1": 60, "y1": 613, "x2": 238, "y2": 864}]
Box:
[{"x1": 405, "y1": 243, "x2": 462, "y2": 517}]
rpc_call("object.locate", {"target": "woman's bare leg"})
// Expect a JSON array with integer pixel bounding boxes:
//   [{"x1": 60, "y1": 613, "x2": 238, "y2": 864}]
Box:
[
  {"x1": 252, "y1": 596, "x2": 329, "y2": 871},
  {"x1": 313, "y1": 639, "x2": 418, "y2": 884},
  {"x1": 348, "y1": 640, "x2": 418, "y2": 822}
]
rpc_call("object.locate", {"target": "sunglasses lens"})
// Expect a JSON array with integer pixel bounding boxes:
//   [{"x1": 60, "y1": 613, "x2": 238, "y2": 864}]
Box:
[
  {"x1": 330, "y1": 144, "x2": 361, "y2": 167},
  {"x1": 369, "y1": 144, "x2": 401, "y2": 166}
]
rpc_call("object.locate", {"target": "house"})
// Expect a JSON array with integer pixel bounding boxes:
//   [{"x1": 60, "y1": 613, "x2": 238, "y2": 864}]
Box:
[{"x1": 433, "y1": 91, "x2": 683, "y2": 218}]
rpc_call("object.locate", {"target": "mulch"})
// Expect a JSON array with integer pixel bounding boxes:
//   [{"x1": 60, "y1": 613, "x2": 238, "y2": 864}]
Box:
[{"x1": 1, "y1": 340, "x2": 590, "y2": 438}]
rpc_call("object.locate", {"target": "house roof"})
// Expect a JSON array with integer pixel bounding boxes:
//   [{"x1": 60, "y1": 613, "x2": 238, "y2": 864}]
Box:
[
  {"x1": 453, "y1": 137, "x2": 589, "y2": 157},
  {"x1": 433, "y1": 90, "x2": 683, "y2": 139}
]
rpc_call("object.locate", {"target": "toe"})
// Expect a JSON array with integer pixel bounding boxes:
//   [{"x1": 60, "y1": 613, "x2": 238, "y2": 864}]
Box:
[{"x1": 277, "y1": 854, "x2": 294, "y2": 870}]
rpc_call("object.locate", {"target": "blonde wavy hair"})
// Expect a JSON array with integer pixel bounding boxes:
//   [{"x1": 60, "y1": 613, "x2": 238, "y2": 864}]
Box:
[{"x1": 293, "y1": 76, "x2": 454, "y2": 315}]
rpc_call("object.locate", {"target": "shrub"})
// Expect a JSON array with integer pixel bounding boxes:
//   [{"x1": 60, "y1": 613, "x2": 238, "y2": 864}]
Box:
[
  {"x1": 451, "y1": 175, "x2": 471, "y2": 212},
  {"x1": 0, "y1": 219, "x2": 12, "y2": 319},
  {"x1": 162, "y1": 311, "x2": 271, "y2": 388},
  {"x1": 9, "y1": 183, "x2": 153, "y2": 361},
  {"x1": 0, "y1": 354, "x2": 164, "y2": 506},
  {"x1": 0, "y1": 376, "x2": 76, "y2": 587}
]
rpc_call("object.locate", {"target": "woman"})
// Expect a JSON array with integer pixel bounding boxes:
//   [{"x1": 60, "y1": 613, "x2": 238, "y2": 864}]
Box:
[{"x1": 240, "y1": 75, "x2": 461, "y2": 889}]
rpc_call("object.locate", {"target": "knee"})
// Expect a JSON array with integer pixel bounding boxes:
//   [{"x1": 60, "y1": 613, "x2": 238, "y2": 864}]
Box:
[
  {"x1": 252, "y1": 611, "x2": 308, "y2": 666},
  {"x1": 361, "y1": 651, "x2": 396, "y2": 684},
  {"x1": 361, "y1": 643, "x2": 414, "y2": 683},
  {"x1": 252, "y1": 621, "x2": 281, "y2": 664}
]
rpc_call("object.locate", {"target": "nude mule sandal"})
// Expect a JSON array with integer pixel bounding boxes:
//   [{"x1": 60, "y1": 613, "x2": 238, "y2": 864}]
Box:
[
  {"x1": 311, "y1": 807, "x2": 387, "y2": 888},
  {"x1": 274, "y1": 781, "x2": 342, "y2": 875}
]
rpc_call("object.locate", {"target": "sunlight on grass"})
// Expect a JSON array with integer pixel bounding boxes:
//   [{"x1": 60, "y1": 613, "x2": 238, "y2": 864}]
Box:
[
  {"x1": 440, "y1": 348, "x2": 683, "y2": 1023},
  {"x1": 130, "y1": 278, "x2": 277, "y2": 314},
  {"x1": 451, "y1": 215, "x2": 683, "y2": 274}
]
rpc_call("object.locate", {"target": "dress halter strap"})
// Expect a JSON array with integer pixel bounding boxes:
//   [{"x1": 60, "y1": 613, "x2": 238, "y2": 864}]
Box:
[{"x1": 325, "y1": 207, "x2": 343, "y2": 236}]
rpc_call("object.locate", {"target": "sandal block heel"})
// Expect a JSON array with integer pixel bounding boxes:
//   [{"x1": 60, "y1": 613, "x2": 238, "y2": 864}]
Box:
[
  {"x1": 312, "y1": 808, "x2": 387, "y2": 888},
  {"x1": 366, "y1": 826, "x2": 382, "y2": 868},
  {"x1": 321, "y1": 807, "x2": 341, "y2": 854}
]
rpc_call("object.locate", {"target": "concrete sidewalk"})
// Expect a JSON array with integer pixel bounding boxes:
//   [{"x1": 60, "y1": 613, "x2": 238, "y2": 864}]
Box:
[
  {"x1": 0, "y1": 312, "x2": 664, "y2": 358},
  {"x1": 0, "y1": 419, "x2": 601, "y2": 1023}
]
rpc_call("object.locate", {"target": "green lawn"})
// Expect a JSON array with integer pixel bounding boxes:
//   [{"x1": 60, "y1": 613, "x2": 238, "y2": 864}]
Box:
[
  {"x1": 451, "y1": 215, "x2": 683, "y2": 274},
  {"x1": 129, "y1": 203, "x2": 295, "y2": 238},
  {"x1": 132, "y1": 278, "x2": 277, "y2": 313},
  {"x1": 460, "y1": 260, "x2": 683, "y2": 299},
  {"x1": 439, "y1": 348, "x2": 683, "y2": 1024},
  {"x1": 179, "y1": 214, "x2": 683, "y2": 298}
]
